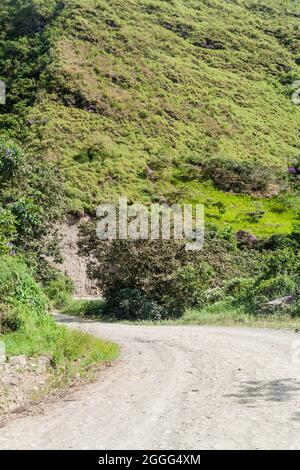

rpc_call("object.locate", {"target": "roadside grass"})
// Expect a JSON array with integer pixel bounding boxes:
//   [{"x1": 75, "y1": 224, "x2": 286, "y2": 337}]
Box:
[
  {"x1": 2, "y1": 305, "x2": 118, "y2": 373},
  {"x1": 4, "y1": 312, "x2": 118, "y2": 366},
  {"x1": 61, "y1": 298, "x2": 107, "y2": 319},
  {"x1": 168, "y1": 302, "x2": 300, "y2": 330},
  {"x1": 1, "y1": 297, "x2": 118, "y2": 413},
  {"x1": 61, "y1": 299, "x2": 300, "y2": 330},
  {"x1": 3, "y1": 307, "x2": 119, "y2": 372},
  {"x1": 0, "y1": 257, "x2": 118, "y2": 382},
  {"x1": 1, "y1": 309, "x2": 119, "y2": 415},
  {"x1": 1, "y1": 311, "x2": 118, "y2": 412}
]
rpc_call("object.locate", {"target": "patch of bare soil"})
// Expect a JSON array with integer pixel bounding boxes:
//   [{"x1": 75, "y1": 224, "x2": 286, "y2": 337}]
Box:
[
  {"x1": 57, "y1": 217, "x2": 100, "y2": 297},
  {"x1": 0, "y1": 355, "x2": 52, "y2": 416},
  {"x1": 0, "y1": 351, "x2": 115, "y2": 428}
]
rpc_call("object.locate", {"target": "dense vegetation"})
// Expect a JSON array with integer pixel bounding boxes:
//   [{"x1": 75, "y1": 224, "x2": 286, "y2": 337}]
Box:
[
  {"x1": 0, "y1": 1, "x2": 299, "y2": 325},
  {"x1": 0, "y1": 137, "x2": 65, "y2": 262},
  {"x1": 79, "y1": 219, "x2": 300, "y2": 321},
  {"x1": 0, "y1": 138, "x2": 117, "y2": 368}
]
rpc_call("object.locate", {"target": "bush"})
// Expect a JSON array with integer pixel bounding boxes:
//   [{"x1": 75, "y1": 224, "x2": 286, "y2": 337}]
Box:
[
  {"x1": 104, "y1": 289, "x2": 169, "y2": 321},
  {"x1": 202, "y1": 287, "x2": 227, "y2": 304},
  {"x1": 245, "y1": 210, "x2": 265, "y2": 223},
  {"x1": 0, "y1": 139, "x2": 66, "y2": 261},
  {"x1": 0, "y1": 303, "x2": 22, "y2": 334},
  {"x1": 0, "y1": 256, "x2": 47, "y2": 314},
  {"x1": 287, "y1": 300, "x2": 300, "y2": 317},
  {"x1": 45, "y1": 274, "x2": 74, "y2": 309},
  {"x1": 291, "y1": 220, "x2": 300, "y2": 247},
  {"x1": 0, "y1": 256, "x2": 116, "y2": 367},
  {"x1": 225, "y1": 250, "x2": 300, "y2": 314},
  {"x1": 0, "y1": 139, "x2": 24, "y2": 180},
  {"x1": 80, "y1": 225, "x2": 239, "y2": 317},
  {"x1": 252, "y1": 275, "x2": 296, "y2": 303},
  {"x1": 0, "y1": 208, "x2": 16, "y2": 254},
  {"x1": 260, "y1": 233, "x2": 298, "y2": 251},
  {"x1": 80, "y1": 220, "x2": 260, "y2": 319},
  {"x1": 201, "y1": 157, "x2": 276, "y2": 194},
  {"x1": 171, "y1": 263, "x2": 214, "y2": 309},
  {"x1": 224, "y1": 277, "x2": 255, "y2": 298},
  {"x1": 260, "y1": 249, "x2": 299, "y2": 280},
  {"x1": 0, "y1": 255, "x2": 47, "y2": 343}
]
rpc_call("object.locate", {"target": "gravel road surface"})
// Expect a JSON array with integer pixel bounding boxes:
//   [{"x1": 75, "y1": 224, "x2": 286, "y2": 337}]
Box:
[{"x1": 1, "y1": 317, "x2": 300, "y2": 450}]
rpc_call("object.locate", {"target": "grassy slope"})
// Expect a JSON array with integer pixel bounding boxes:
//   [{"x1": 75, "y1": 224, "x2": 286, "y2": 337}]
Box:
[{"x1": 1, "y1": 0, "x2": 300, "y2": 235}]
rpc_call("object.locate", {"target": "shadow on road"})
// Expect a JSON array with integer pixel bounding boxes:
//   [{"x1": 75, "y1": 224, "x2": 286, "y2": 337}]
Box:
[
  {"x1": 53, "y1": 313, "x2": 97, "y2": 324},
  {"x1": 225, "y1": 378, "x2": 300, "y2": 404},
  {"x1": 53, "y1": 311, "x2": 118, "y2": 325}
]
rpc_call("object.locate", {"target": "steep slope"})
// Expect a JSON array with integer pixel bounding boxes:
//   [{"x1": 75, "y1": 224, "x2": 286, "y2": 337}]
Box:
[{"x1": 0, "y1": 0, "x2": 300, "y2": 235}]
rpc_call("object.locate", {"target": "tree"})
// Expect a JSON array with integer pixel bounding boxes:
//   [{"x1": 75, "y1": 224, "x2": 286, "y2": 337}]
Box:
[
  {"x1": 0, "y1": 138, "x2": 66, "y2": 262},
  {"x1": 79, "y1": 220, "x2": 259, "y2": 318}
]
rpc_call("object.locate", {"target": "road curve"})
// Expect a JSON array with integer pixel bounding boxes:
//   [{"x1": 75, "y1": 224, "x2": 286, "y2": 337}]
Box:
[{"x1": 1, "y1": 317, "x2": 300, "y2": 450}]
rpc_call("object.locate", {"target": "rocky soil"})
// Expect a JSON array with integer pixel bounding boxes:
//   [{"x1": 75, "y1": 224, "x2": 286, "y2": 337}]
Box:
[
  {"x1": 0, "y1": 355, "x2": 52, "y2": 416},
  {"x1": 58, "y1": 218, "x2": 100, "y2": 297}
]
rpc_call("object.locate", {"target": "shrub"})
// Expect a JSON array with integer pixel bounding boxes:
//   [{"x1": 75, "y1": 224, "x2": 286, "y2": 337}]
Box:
[
  {"x1": 225, "y1": 250, "x2": 300, "y2": 314},
  {"x1": 0, "y1": 303, "x2": 22, "y2": 334},
  {"x1": 0, "y1": 256, "x2": 48, "y2": 315},
  {"x1": 0, "y1": 255, "x2": 49, "y2": 346},
  {"x1": 235, "y1": 230, "x2": 258, "y2": 249},
  {"x1": 0, "y1": 256, "x2": 116, "y2": 367},
  {"x1": 291, "y1": 220, "x2": 300, "y2": 247},
  {"x1": 0, "y1": 139, "x2": 66, "y2": 261},
  {"x1": 260, "y1": 249, "x2": 299, "y2": 279},
  {"x1": 0, "y1": 139, "x2": 24, "y2": 180},
  {"x1": 224, "y1": 277, "x2": 254, "y2": 295},
  {"x1": 261, "y1": 233, "x2": 297, "y2": 251},
  {"x1": 45, "y1": 274, "x2": 74, "y2": 309},
  {"x1": 104, "y1": 289, "x2": 169, "y2": 321},
  {"x1": 201, "y1": 157, "x2": 276, "y2": 194},
  {"x1": 79, "y1": 220, "x2": 261, "y2": 318},
  {"x1": 287, "y1": 300, "x2": 300, "y2": 317},
  {"x1": 252, "y1": 275, "x2": 296, "y2": 303},
  {"x1": 245, "y1": 209, "x2": 265, "y2": 223},
  {"x1": 202, "y1": 286, "x2": 226, "y2": 304},
  {"x1": 171, "y1": 263, "x2": 214, "y2": 309},
  {"x1": 0, "y1": 208, "x2": 16, "y2": 255}
]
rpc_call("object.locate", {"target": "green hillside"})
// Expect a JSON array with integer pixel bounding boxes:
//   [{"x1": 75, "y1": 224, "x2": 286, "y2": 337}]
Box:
[{"x1": 1, "y1": 0, "x2": 300, "y2": 235}]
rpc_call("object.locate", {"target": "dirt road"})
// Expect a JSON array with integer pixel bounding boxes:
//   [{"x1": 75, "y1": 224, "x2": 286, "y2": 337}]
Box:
[{"x1": 1, "y1": 317, "x2": 300, "y2": 450}]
